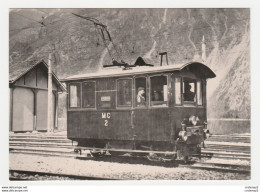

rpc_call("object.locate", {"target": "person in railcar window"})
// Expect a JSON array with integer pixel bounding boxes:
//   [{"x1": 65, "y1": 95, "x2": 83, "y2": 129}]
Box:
[
  {"x1": 150, "y1": 76, "x2": 168, "y2": 106},
  {"x1": 153, "y1": 90, "x2": 163, "y2": 101},
  {"x1": 135, "y1": 77, "x2": 146, "y2": 107},
  {"x1": 136, "y1": 87, "x2": 146, "y2": 106},
  {"x1": 183, "y1": 84, "x2": 195, "y2": 102}
]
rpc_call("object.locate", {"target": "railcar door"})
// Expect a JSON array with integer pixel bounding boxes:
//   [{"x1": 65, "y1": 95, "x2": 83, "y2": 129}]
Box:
[
  {"x1": 104, "y1": 78, "x2": 133, "y2": 140},
  {"x1": 134, "y1": 74, "x2": 171, "y2": 142}
]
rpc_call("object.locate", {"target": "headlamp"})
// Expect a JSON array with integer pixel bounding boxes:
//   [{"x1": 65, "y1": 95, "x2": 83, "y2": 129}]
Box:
[
  {"x1": 189, "y1": 115, "x2": 199, "y2": 126},
  {"x1": 204, "y1": 129, "x2": 210, "y2": 139}
]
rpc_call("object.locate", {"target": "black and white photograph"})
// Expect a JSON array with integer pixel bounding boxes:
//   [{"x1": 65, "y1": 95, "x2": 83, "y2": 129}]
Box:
[
  {"x1": 1, "y1": 2, "x2": 260, "y2": 190},
  {"x1": 7, "y1": 8, "x2": 253, "y2": 182}
]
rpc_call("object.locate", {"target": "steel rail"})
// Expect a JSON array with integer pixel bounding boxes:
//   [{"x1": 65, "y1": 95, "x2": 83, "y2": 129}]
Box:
[
  {"x1": 181, "y1": 164, "x2": 250, "y2": 174},
  {"x1": 10, "y1": 150, "x2": 251, "y2": 176},
  {"x1": 9, "y1": 169, "x2": 117, "y2": 180}
]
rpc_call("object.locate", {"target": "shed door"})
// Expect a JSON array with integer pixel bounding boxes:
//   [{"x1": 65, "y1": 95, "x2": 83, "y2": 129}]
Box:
[
  {"x1": 12, "y1": 87, "x2": 34, "y2": 131},
  {"x1": 37, "y1": 90, "x2": 55, "y2": 131}
]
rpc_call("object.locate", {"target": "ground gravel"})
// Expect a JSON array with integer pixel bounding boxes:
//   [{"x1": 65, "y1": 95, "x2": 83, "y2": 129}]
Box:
[{"x1": 9, "y1": 153, "x2": 250, "y2": 180}]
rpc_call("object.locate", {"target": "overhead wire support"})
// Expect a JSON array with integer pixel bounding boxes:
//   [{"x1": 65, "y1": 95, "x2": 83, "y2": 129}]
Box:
[
  {"x1": 72, "y1": 12, "x2": 127, "y2": 67},
  {"x1": 72, "y1": 13, "x2": 107, "y2": 28},
  {"x1": 12, "y1": 12, "x2": 46, "y2": 27}
]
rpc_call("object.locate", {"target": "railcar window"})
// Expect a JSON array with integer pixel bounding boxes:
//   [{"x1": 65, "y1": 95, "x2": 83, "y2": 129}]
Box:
[
  {"x1": 69, "y1": 83, "x2": 81, "y2": 108},
  {"x1": 117, "y1": 79, "x2": 132, "y2": 107},
  {"x1": 175, "y1": 77, "x2": 182, "y2": 105},
  {"x1": 197, "y1": 80, "x2": 203, "y2": 105},
  {"x1": 150, "y1": 76, "x2": 168, "y2": 106},
  {"x1": 135, "y1": 77, "x2": 146, "y2": 107},
  {"x1": 82, "y1": 82, "x2": 95, "y2": 108},
  {"x1": 183, "y1": 78, "x2": 196, "y2": 103}
]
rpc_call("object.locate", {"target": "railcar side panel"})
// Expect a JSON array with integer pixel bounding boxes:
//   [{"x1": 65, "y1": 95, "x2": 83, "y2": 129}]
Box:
[
  {"x1": 67, "y1": 111, "x2": 81, "y2": 138},
  {"x1": 104, "y1": 111, "x2": 133, "y2": 140},
  {"x1": 134, "y1": 109, "x2": 150, "y2": 140},
  {"x1": 133, "y1": 107, "x2": 206, "y2": 142},
  {"x1": 79, "y1": 111, "x2": 100, "y2": 139},
  {"x1": 147, "y1": 108, "x2": 171, "y2": 141},
  {"x1": 68, "y1": 110, "x2": 133, "y2": 140}
]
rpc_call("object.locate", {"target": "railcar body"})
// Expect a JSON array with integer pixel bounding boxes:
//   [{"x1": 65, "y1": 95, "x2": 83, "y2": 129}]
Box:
[{"x1": 63, "y1": 60, "x2": 216, "y2": 161}]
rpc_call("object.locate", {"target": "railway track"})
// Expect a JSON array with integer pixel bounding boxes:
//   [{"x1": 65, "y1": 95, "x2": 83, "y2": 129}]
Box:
[
  {"x1": 183, "y1": 163, "x2": 250, "y2": 174},
  {"x1": 9, "y1": 133, "x2": 251, "y2": 178},
  {"x1": 9, "y1": 144, "x2": 251, "y2": 161},
  {"x1": 207, "y1": 135, "x2": 250, "y2": 143},
  {"x1": 9, "y1": 134, "x2": 251, "y2": 161},
  {"x1": 9, "y1": 169, "x2": 117, "y2": 180},
  {"x1": 9, "y1": 150, "x2": 250, "y2": 177}
]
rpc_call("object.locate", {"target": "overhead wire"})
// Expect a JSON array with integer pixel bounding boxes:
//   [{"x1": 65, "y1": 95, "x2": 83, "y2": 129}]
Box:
[
  {"x1": 10, "y1": 43, "x2": 249, "y2": 61},
  {"x1": 68, "y1": 12, "x2": 248, "y2": 56},
  {"x1": 107, "y1": 17, "x2": 249, "y2": 52},
  {"x1": 10, "y1": 10, "x2": 100, "y2": 54},
  {"x1": 10, "y1": 38, "x2": 249, "y2": 60},
  {"x1": 11, "y1": 9, "x2": 249, "y2": 39},
  {"x1": 10, "y1": 10, "x2": 249, "y2": 46},
  {"x1": 10, "y1": 10, "x2": 249, "y2": 65},
  {"x1": 10, "y1": 10, "x2": 93, "y2": 34},
  {"x1": 11, "y1": 12, "x2": 44, "y2": 25}
]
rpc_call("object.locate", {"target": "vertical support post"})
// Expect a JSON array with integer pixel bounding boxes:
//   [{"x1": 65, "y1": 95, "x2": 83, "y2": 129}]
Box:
[
  {"x1": 204, "y1": 80, "x2": 207, "y2": 116},
  {"x1": 47, "y1": 53, "x2": 53, "y2": 132},
  {"x1": 9, "y1": 87, "x2": 14, "y2": 132},
  {"x1": 131, "y1": 110, "x2": 136, "y2": 150},
  {"x1": 202, "y1": 35, "x2": 206, "y2": 63},
  {"x1": 32, "y1": 89, "x2": 38, "y2": 131},
  {"x1": 54, "y1": 91, "x2": 58, "y2": 130},
  {"x1": 159, "y1": 52, "x2": 168, "y2": 66}
]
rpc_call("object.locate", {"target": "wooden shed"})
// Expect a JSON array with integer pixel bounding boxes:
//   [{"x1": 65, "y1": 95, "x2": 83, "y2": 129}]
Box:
[{"x1": 9, "y1": 60, "x2": 66, "y2": 132}]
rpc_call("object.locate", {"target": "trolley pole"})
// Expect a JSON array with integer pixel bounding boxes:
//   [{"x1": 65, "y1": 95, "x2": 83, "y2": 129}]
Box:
[{"x1": 47, "y1": 53, "x2": 53, "y2": 132}]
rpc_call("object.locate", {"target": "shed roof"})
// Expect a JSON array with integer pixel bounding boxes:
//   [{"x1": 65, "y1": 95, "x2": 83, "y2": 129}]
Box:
[
  {"x1": 9, "y1": 59, "x2": 66, "y2": 92},
  {"x1": 63, "y1": 59, "x2": 216, "y2": 81}
]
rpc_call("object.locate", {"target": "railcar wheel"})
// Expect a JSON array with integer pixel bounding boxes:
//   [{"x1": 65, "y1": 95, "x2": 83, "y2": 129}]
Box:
[
  {"x1": 198, "y1": 147, "x2": 202, "y2": 160},
  {"x1": 74, "y1": 148, "x2": 82, "y2": 155},
  {"x1": 90, "y1": 150, "x2": 104, "y2": 158},
  {"x1": 184, "y1": 156, "x2": 189, "y2": 164},
  {"x1": 147, "y1": 153, "x2": 162, "y2": 162},
  {"x1": 74, "y1": 149, "x2": 79, "y2": 153}
]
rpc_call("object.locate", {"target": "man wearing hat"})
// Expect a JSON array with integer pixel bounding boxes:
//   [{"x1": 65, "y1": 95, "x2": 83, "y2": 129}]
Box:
[
  {"x1": 137, "y1": 87, "x2": 146, "y2": 106},
  {"x1": 183, "y1": 84, "x2": 195, "y2": 101}
]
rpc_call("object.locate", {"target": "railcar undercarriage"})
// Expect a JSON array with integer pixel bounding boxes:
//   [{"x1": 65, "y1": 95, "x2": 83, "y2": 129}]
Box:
[{"x1": 71, "y1": 124, "x2": 210, "y2": 163}]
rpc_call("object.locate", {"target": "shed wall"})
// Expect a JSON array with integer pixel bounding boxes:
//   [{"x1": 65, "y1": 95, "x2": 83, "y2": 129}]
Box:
[
  {"x1": 12, "y1": 87, "x2": 34, "y2": 131},
  {"x1": 10, "y1": 63, "x2": 61, "y2": 132},
  {"x1": 36, "y1": 90, "x2": 56, "y2": 131}
]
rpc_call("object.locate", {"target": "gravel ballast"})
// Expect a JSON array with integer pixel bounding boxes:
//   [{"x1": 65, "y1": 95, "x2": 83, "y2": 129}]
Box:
[{"x1": 9, "y1": 153, "x2": 250, "y2": 180}]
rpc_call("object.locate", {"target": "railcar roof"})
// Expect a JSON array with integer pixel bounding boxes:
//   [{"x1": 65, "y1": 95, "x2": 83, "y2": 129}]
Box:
[{"x1": 63, "y1": 61, "x2": 216, "y2": 81}]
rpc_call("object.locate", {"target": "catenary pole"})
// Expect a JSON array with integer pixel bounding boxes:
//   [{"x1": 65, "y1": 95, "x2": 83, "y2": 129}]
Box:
[
  {"x1": 202, "y1": 35, "x2": 206, "y2": 63},
  {"x1": 47, "y1": 53, "x2": 53, "y2": 132}
]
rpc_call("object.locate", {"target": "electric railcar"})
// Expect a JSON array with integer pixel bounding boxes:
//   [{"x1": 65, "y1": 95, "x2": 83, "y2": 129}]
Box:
[{"x1": 63, "y1": 57, "x2": 216, "y2": 162}]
